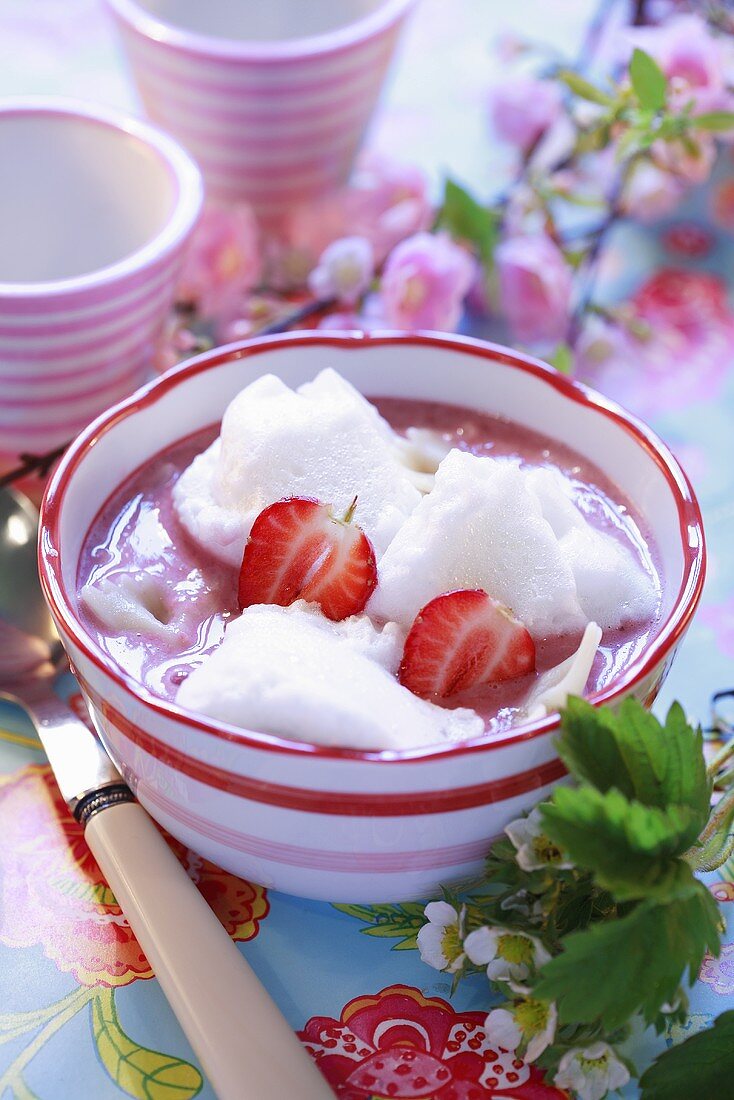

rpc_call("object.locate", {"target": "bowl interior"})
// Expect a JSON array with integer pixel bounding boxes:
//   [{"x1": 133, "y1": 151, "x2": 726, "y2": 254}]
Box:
[
  {"x1": 0, "y1": 110, "x2": 179, "y2": 284},
  {"x1": 49, "y1": 337, "x2": 697, "y2": 662},
  {"x1": 132, "y1": 0, "x2": 389, "y2": 42}
]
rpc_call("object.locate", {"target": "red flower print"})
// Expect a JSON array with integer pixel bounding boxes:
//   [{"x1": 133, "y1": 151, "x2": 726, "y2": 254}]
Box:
[
  {"x1": 709, "y1": 881, "x2": 734, "y2": 903},
  {"x1": 581, "y1": 268, "x2": 732, "y2": 418},
  {"x1": 299, "y1": 985, "x2": 566, "y2": 1098},
  {"x1": 0, "y1": 764, "x2": 268, "y2": 987},
  {"x1": 661, "y1": 222, "x2": 714, "y2": 258},
  {"x1": 711, "y1": 179, "x2": 734, "y2": 231}
]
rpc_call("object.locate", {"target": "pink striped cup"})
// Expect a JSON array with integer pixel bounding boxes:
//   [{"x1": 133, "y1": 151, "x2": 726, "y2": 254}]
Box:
[
  {"x1": 0, "y1": 99, "x2": 202, "y2": 499},
  {"x1": 39, "y1": 332, "x2": 705, "y2": 902},
  {"x1": 105, "y1": 0, "x2": 416, "y2": 217}
]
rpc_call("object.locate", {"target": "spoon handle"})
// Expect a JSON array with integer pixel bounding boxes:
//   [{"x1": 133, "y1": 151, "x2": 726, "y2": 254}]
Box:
[
  {"x1": 85, "y1": 801, "x2": 331, "y2": 1100},
  {"x1": 8, "y1": 685, "x2": 330, "y2": 1100}
]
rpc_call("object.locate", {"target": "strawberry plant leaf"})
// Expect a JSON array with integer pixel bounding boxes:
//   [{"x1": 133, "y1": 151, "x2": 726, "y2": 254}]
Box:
[
  {"x1": 639, "y1": 1010, "x2": 734, "y2": 1098},
  {"x1": 629, "y1": 48, "x2": 667, "y2": 112},
  {"x1": 541, "y1": 786, "x2": 702, "y2": 900},
  {"x1": 556, "y1": 696, "x2": 634, "y2": 795},
  {"x1": 556, "y1": 698, "x2": 710, "y2": 832},
  {"x1": 534, "y1": 889, "x2": 720, "y2": 1029}
]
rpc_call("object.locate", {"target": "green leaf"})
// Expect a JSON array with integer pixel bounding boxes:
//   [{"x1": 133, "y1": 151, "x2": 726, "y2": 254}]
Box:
[
  {"x1": 557, "y1": 696, "x2": 633, "y2": 796},
  {"x1": 335, "y1": 902, "x2": 425, "y2": 950},
  {"x1": 92, "y1": 988, "x2": 203, "y2": 1099},
  {"x1": 541, "y1": 786, "x2": 702, "y2": 900},
  {"x1": 549, "y1": 343, "x2": 573, "y2": 374},
  {"x1": 556, "y1": 698, "x2": 711, "y2": 831},
  {"x1": 534, "y1": 890, "x2": 721, "y2": 1029},
  {"x1": 332, "y1": 903, "x2": 377, "y2": 921},
  {"x1": 691, "y1": 111, "x2": 734, "y2": 132},
  {"x1": 640, "y1": 1010, "x2": 734, "y2": 1098},
  {"x1": 629, "y1": 48, "x2": 667, "y2": 112},
  {"x1": 557, "y1": 69, "x2": 614, "y2": 106},
  {"x1": 436, "y1": 178, "x2": 499, "y2": 269}
]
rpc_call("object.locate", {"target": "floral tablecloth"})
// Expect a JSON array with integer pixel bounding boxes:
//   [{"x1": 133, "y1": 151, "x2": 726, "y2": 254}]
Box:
[{"x1": 1, "y1": 1, "x2": 734, "y2": 1097}]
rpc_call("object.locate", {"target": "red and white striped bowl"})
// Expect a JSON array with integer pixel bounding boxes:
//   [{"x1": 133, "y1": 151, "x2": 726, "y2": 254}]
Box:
[
  {"x1": 39, "y1": 333, "x2": 705, "y2": 902},
  {"x1": 105, "y1": 0, "x2": 416, "y2": 217},
  {"x1": 0, "y1": 100, "x2": 202, "y2": 493}
]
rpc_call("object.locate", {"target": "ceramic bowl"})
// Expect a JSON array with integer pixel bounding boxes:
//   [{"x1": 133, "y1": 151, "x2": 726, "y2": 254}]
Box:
[
  {"x1": 105, "y1": 0, "x2": 416, "y2": 216},
  {"x1": 0, "y1": 99, "x2": 202, "y2": 496},
  {"x1": 39, "y1": 332, "x2": 705, "y2": 902}
]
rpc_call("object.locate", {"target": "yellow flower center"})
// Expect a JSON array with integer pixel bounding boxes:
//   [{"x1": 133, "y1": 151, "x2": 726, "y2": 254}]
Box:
[
  {"x1": 441, "y1": 923, "x2": 463, "y2": 963},
  {"x1": 497, "y1": 933, "x2": 535, "y2": 967},
  {"x1": 401, "y1": 275, "x2": 427, "y2": 310},
  {"x1": 579, "y1": 1052, "x2": 610, "y2": 1072},
  {"x1": 514, "y1": 998, "x2": 550, "y2": 1038},
  {"x1": 531, "y1": 833, "x2": 564, "y2": 864},
  {"x1": 217, "y1": 243, "x2": 244, "y2": 280}
]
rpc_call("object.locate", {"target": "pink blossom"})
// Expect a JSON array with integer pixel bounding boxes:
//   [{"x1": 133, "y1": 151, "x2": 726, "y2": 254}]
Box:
[
  {"x1": 307, "y1": 236, "x2": 374, "y2": 304},
  {"x1": 575, "y1": 315, "x2": 628, "y2": 366},
  {"x1": 496, "y1": 234, "x2": 573, "y2": 344},
  {"x1": 348, "y1": 153, "x2": 433, "y2": 260},
  {"x1": 490, "y1": 76, "x2": 563, "y2": 152},
  {"x1": 177, "y1": 202, "x2": 261, "y2": 322},
  {"x1": 621, "y1": 160, "x2": 684, "y2": 222},
  {"x1": 652, "y1": 132, "x2": 716, "y2": 185},
  {"x1": 278, "y1": 153, "x2": 432, "y2": 284},
  {"x1": 627, "y1": 15, "x2": 728, "y2": 114},
  {"x1": 379, "y1": 232, "x2": 475, "y2": 332}
]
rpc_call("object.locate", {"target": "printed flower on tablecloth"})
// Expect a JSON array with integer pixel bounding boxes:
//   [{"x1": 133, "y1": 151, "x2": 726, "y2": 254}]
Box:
[
  {"x1": 698, "y1": 943, "x2": 734, "y2": 995},
  {"x1": 0, "y1": 764, "x2": 268, "y2": 987},
  {"x1": 299, "y1": 984, "x2": 567, "y2": 1099},
  {"x1": 580, "y1": 268, "x2": 733, "y2": 418},
  {"x1": 709, "y1": 880, "x2": 734, "y2": 903}
]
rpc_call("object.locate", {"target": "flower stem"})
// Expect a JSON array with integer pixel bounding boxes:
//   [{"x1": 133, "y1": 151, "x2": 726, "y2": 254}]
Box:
[
  {"x1": 707, "y1": 735, "x2": 734, "y2": 782},
  {"x1": 0, "y1": 985, "x2": 96, "y2": 1090},
  {"x1": 686, "y1": 786, "x2": 734, "y2": 872}
]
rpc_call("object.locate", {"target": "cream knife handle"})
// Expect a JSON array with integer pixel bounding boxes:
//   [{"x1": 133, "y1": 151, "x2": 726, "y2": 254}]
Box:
[{"x1": 85, "y1": 801, "x2": 331, "y2": 1100}]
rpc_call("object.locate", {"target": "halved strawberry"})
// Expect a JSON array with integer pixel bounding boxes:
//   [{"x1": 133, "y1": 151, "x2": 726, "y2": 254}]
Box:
[
  {"x1": 238, "y1": 495, "x2": 377, "y2": 621},
  {"x1": 399, "y1": 589, "x2": 536, "y2": 699}
]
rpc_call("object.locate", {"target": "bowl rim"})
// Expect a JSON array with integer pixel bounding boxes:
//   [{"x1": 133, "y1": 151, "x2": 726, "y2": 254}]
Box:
[
  {"x1": 0, "y1": 98, "x2": 203, "y2": 300},
  {"x1": 39, "y1": 330, "x2": 706, "y2": 764},
  {"x1": 105, "y1": 0, "x2": 417, "y2": 64}
]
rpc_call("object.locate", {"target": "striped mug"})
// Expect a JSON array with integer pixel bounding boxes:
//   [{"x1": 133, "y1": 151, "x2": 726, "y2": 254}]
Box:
[
  {"x1": 0, "y1": 100, "x2": 202, "y2": 501},
  {"x1": 105, "y1": 0, "x2": 417, "y2": 220}
]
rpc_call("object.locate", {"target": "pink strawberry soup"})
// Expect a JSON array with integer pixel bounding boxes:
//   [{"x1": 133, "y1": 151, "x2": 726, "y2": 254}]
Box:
[{"x1": 77, "y1": 396, "x2": 662, "y2": 735}]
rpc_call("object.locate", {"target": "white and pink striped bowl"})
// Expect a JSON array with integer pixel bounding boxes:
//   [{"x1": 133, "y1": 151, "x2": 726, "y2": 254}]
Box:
[
  {"x1": 39, "y1": 333, "x2": 705, "y2": 902},
  {"x1": 105, "y1": 0, "x2": 415, "y2": 217},
  {"x1": 0, "y1": 100, "x2": 202, "y2": 494}
]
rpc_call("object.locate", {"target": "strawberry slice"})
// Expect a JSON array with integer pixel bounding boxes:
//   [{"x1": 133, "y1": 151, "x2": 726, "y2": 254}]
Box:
[
  {"x1": 399, "y1": 589, "x2": 536, "y2": 699},
  {"x1": 238, "y1": 495, "x2": 377, "y2": 621}
]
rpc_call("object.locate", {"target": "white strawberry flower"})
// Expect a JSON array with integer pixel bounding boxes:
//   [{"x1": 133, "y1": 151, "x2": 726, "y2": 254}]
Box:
[
  {"x1": 500, "y1": 890, "x2": 543, "y2": 921},
  {"x1": 416, "y1": 901, "x2": 466, "y2": 973},
  {"x1": 505, "y1": 807, "x2": 573, "y2": 871},
  {"x1": 554, "y1": 1042, "x2": 630, "y2": 1100},
  {"x1": 485, "y1": 997, "x2": 557, "y2": 1063},
  {"x1": 464, "y1": 925, "x2": 550, "y2": 983}
]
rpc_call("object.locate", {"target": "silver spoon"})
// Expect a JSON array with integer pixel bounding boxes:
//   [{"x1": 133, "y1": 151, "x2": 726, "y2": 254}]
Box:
[{"x1": 0, "y1": 486, "x2": 330, "y2": 1100}]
